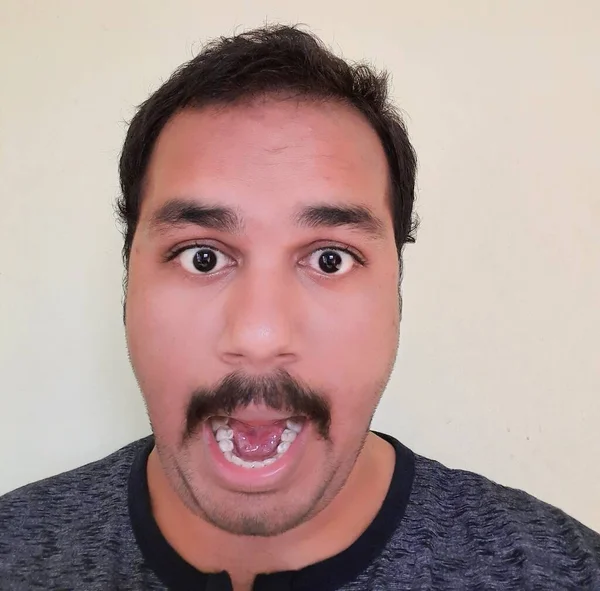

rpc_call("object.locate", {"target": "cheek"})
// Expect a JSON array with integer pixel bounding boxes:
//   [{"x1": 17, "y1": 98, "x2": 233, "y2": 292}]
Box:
[
  {"x1": 128, "y1": 262, "x2": 223, "y2": 361},
  {"x1": 313, "y1": 279, "x2": 399, "y2": 370},
  {"x1": 311, "y1": 279, "x2": 399, "y2": 430},
  {"x1": 125, "y1": 273, "x2": 223, "y2": 436}
]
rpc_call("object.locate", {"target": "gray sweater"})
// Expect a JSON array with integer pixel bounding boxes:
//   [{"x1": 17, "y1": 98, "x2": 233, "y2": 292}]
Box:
[{"x1": 1, "y1": 434, "x2": 599, "y2": 590}]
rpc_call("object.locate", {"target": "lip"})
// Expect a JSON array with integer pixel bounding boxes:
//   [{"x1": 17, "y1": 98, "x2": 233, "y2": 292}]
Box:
[
  {"x1": 202, "y1": 418, "x2": 310, "y2": 493},
  {"x1": 222, "y1": 405, "x2": 305, "y2": 425}
]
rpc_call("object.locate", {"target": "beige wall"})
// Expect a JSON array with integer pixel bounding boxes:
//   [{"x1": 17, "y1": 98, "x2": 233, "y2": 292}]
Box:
[{"x1": 0, "y1": 1, "x2": 598, "y2": 531}]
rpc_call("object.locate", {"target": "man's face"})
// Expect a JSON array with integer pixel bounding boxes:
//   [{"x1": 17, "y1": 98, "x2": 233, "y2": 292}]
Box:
[{"x1": 125, "y1": 98, "x2": 400, "y2": 535}]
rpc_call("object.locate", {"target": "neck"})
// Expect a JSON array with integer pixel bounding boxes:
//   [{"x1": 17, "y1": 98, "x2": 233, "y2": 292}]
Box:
[{"x1": 147, "y1": 432, "x2": 395, "y2": 586}]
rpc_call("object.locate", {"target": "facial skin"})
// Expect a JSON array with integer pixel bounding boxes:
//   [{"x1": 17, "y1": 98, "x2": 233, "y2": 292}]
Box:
[{"x1": 125, "y1": 98, "x2": 401, "y2": 552}]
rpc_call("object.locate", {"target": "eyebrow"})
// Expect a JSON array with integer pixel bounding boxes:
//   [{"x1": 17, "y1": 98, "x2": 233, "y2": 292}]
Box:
[
  {"x1": 148, "y1": 198, "x2": 243, "y2": 234},
  {"x1": 296, "y1": 204, "x2": 385, "y2": 239},
  {"x1": 148, "y1": 198, "x2": 385, "y2": 240}
]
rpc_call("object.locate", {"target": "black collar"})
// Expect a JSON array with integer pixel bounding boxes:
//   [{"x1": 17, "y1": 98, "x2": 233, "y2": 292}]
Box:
[{"x1": 128, "y1": 432, "x2": 414, "y2": 591}]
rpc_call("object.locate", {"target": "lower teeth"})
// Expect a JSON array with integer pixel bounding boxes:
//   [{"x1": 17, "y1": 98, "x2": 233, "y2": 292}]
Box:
[
  {"x1": 223, "y1": 451, "x2": 280, "y2": 469},
  {"x1": 213, "y1": 419, "x2": 301, "y2": 469}
]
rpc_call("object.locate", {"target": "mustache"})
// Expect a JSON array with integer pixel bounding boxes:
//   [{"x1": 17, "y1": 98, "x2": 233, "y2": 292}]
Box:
[{"x1": 184, "y1": 370, "x2": 332, "y2": 443}]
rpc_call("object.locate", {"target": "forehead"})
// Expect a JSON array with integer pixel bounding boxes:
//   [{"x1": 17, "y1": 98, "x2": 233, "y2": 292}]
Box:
[{"x1": 141, "y1": 98, "x2": 390, "y2": 222}]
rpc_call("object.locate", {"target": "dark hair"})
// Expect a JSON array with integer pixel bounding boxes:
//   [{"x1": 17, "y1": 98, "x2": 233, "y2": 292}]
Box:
[{"x1": 117, "y1": 24, "x2": 418, "y2": 270}]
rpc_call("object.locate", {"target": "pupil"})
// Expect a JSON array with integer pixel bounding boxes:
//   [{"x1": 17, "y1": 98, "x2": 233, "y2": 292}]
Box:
[
  {"x1": 319, "y1": 251, "x2": 342, "y2": 273},
  {"x1": 192, "y1": 249, "x2": 217, "y2": 272}
]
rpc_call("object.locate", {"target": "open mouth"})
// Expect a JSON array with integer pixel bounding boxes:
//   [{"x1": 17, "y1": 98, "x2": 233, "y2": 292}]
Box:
[{"x1": 210, "y1": 416, "x2": 305, "y2": 470}]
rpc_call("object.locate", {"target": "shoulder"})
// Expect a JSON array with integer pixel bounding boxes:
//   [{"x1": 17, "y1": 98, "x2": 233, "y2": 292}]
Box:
[
  {"x1": 393, "y1": 453, "x2": 600, "y2": 588},
  {"x1": 0, "y1": 437, "x2": 152, "y2": 588},
  {"x1": 0, "y1": 437, "x2": 149, "y2": 518},
  {"x1": 414, "y1": 454, "x2": 600, "y2": 540}
]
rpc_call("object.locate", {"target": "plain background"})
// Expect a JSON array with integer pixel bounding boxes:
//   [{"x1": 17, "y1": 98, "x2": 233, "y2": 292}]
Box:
[{"x1": 0, "y1": 1, "x2": 598, "y2": 532}]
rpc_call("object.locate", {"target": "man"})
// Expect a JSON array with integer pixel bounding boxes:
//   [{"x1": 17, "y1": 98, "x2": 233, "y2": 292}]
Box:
[{"x1": 0, "y1": 24, "x2": 598, "y2": 591}]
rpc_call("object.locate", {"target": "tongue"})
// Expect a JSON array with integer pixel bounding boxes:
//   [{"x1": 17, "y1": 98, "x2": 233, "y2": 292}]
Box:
[{"x1": 228, "y1": 418, "x2": 286, "y2": 461}]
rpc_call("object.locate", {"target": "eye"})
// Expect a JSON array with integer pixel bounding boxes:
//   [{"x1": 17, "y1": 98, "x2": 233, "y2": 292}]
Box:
[
  {"x1": 177, "y1": 246, "x2": 233, "y2": 275},
  {"x1": 306, "y1": 248, "x2": 359, "y2": 275}
]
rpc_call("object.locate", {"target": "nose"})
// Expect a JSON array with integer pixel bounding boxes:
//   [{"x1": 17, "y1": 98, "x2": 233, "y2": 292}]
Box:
[{"x1": 218, "y1": 266, "x2": 298, "y2": 371}]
